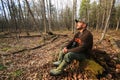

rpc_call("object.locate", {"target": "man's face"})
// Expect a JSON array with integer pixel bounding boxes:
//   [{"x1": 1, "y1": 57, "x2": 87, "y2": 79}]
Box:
[
  {"x1": 83, "y1": 23, "x2": 86, "y2": 28},
  {"x1": 76, "y1": 22, "x2": 83, "y2": 30}
]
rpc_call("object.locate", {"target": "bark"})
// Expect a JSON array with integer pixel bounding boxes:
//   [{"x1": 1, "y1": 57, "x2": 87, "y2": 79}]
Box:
[
  {"x1": 96, "y1": 11, "x2": 99, "y2": 30},
  {"x1": 41, "y1": 0, "x2": 47, "y2": 33},
  {"x1": 101, "y1": 10, "x2": 105, "y2": 30},
  {"x1": 116, "y1": 17, "x2": 120, "y2": 31},
  {"x1": 46, "y1": 0, "x2": 52, "y2": 32},
  {"x1": 72, "y1": 0, "x2": 77, "y2": 34}
]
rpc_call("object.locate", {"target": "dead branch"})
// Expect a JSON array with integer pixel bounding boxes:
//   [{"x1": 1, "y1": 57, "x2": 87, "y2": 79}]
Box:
[
  {"x1": 1, "y1": 35, "x2": 67, "y2": 56},
  {"x1": 0, "y1": 35, "x2": 42, "y2": 38}
]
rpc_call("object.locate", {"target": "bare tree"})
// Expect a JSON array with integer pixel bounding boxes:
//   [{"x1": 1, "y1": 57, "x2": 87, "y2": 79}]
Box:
[
  {"x1": 17, "y1": 0, "x2": 31, "y2": 35},
  {"x1": 72, "y1": 0, "x2": 77, "y2": 34},
  {"x1": 10, "y1": 0, "x2": 18, "y2": 33},
  {"x1": 99, "y1": 0, "x2": 115, "y2": 42},
  {"x1": 0, "y1": 0, "x2": 119, "y2": 34},
  {"x1": 25, "y1": 0, "x2": 41, "y2": 34},
  {"x1": 1, "y1": 0, "x2": 9, "y2": 32},
  {"x1": 46, "y1": 0, "x2": 52, "y2": 32},
  {"x1": 116, "y1": 17, "x2": 120, "y2": 31},
  {"x1": 41, "y1": 0, "x2": 47, "y2": 33},
  {"x1": 116, "y1": 5, "x2": 120, "y2": 31}
]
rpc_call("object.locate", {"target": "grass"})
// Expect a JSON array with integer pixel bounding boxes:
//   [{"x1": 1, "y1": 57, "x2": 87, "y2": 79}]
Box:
[{"x1": 1, "y1": 47, "x2": 11, "y2": 52}]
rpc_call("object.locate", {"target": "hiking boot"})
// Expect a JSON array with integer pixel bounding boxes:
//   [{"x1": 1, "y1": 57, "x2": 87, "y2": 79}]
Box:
[
  {"x1": 50, "y1": 69, "x2": 63, "y2": 76},
  {"x1": 50, "y1": 60, "x2": 68, "y2": 76},
  {"x1": 53, "y1": 52, "x2": 64, "y2": 66},
  {"x1": 53, "y1": 61, "x2": 61, "y2": 66}
]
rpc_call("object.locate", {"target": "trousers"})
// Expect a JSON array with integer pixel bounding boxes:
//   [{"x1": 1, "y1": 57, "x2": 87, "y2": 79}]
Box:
[{"x1": 58, "y1": 51, "x2": 86, "y2": 63}]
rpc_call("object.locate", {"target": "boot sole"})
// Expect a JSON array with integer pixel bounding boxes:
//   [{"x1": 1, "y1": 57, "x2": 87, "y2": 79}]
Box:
[
  {"x1": 49, "y1": 72, "x2": 62, "y2": 76},
  {"x1": 53, "y1": 64, "x2": 59, "y2": 67}
]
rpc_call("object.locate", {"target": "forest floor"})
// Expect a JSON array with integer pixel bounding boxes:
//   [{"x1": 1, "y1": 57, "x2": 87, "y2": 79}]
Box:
[{"x1": 0, "y1": 30, "x2": 120, "y2": 80}]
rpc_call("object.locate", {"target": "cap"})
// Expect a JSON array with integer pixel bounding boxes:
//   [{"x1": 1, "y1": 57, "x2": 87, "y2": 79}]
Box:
[{"x1": 75, "y1": 18, "x2": 86, "y2": 23}]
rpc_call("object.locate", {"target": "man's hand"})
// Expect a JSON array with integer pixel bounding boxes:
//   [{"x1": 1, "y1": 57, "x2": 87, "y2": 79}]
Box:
[{"x1": 63, "y1": 47, "x2": 68, "y2": 54}]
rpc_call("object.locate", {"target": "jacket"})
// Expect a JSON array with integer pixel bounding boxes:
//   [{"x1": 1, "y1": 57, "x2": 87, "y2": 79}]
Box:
[{"x1": 65, "y1": 29, "x2": 93, "y2": 53}]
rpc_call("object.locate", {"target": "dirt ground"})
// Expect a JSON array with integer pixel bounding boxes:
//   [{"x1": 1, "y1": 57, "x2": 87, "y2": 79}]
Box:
[{"x1": 0, "y1": 30, "x2": 120, "y2": 80}]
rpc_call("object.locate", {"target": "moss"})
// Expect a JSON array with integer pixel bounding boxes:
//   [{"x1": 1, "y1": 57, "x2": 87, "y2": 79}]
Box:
[
  {"x1": 70, "y1": 59, "x2": 104, "y2": 75},
  {"x1": 38, "y1": 39, "x2": 43, "y2": 44},
  {"x1": 0, "y1": 64, "x2": 7, "y2": 70},
  {"x1": 83, "y1": 59, "x2": 104, "y2": 75},
  {"x1": 11, "y1": 69, "x2": 23, "y2": 77},
  {"x1": 1, "y1": 47, "x2": 11, "y2": 52},
  {"x1": 68, "y1": 59, "x2": 104, "y2": 79}
]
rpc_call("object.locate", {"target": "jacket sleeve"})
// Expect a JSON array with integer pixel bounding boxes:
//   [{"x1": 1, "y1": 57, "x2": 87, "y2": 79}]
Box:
[
  {"x1": 65, "y1": 39, "x2": 74, "y2": 49},
  {"x1": 64, "y1": 33, "x2": 78, "y2": 49},
  {"x1": 67, "y1": 33, "x2": 93, "y2": 53}
]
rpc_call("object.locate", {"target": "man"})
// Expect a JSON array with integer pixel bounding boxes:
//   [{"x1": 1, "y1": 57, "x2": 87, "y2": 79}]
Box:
[{"x1": 50, "y1": 19, "x2": 93, "y2": 76}]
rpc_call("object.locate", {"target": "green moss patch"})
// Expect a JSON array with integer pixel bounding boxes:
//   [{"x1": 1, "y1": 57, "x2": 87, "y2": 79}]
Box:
[{"x1": 11, "y1": 69, "x2": 23, "y2": 77}]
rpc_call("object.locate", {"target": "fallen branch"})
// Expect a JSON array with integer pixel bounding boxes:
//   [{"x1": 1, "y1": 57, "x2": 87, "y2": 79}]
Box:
[
  {"x1": 51, "y1": 35, "x2": 59, "y2": 42},
  {"x1": 110, "y1": 38, "x2": 119, "y2": 50},
  {"x1": 0, "y1": 35, "x2": 41, "y2": 38},
  {"x1": 1, "y1": 35, "x2": 65, "y2": 56},
  {"x1": 108, "y1": 36, "x2": 120, "y2": 54},
  {"x1": 46, "y1": 31, "x2": 68, "y2": 37},
  {"x1": 0, "y1": 32, "x2": 68, "y2": 39}
]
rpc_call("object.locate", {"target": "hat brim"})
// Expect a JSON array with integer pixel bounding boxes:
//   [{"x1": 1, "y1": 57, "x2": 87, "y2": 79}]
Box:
[{"x1": 75, "y1": 19, "x2": 79, "y2": 23}]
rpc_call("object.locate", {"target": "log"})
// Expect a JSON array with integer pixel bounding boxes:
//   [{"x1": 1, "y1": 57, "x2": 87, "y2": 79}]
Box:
[
  {"x1": 0, "y1": 32, "x2": 68, "y2": 39},
  {"x1": 109, "y1": 38, "x2": 120, "y2": 53},
  {"x1": 1, "y1": 37, "x2": 57, "y2": 56},
  {"x1": 0, "y1": 35, "x2": 41, "y2": 38},
  {"x1": 1, "y1": 35, "x2": 68, "y2": 56}
]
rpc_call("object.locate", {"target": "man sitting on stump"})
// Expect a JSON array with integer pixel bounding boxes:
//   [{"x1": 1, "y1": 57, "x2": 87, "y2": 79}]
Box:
[{"x1": 50, "y1": 19, "x2": 93, "y2": 76}]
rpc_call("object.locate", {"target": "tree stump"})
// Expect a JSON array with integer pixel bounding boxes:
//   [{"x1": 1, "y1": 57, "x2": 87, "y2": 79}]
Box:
[
  {"x1": 69, "y1": 59, "x2": 104, "y2": 79},
  {"x1": 68, "y1": 49, "x2": 116, "y2": 79}
]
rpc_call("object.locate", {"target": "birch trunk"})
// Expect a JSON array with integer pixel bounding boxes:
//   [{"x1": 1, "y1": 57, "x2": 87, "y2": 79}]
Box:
[{"x1": 100, "y1": 0, "x2": 115, "y2": 42}]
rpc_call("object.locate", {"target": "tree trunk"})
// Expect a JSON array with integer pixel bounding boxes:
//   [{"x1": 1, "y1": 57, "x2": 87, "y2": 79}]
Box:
[
  {"x1": 1, "y1": 0, "x2": 9, "y2": 32},
  {"x1": 99, "y1": 0, "x2": 115, "y2": 42},
  {"x1": 7, "y1": 0, "x2": 18, "y2": 35},
  {"x1": 10, "y1": 0, "x2": 20, "y2": 39},
  {"x1": 41, "y1": 0, "x2": 47, "y2": 33},
  {"x1": 46, "y1": 0, "x2": 52, "y2": 32},
  {"x1": 18, "y1": 0, "x2": 29, "y2": 35},
  {"x1": 72, "y1": 0, "x2": 77, "y2": 34},
  {"x1": 32, "y1": 0, "x2": 41, "y2": 22},
  {"x1": 6, "y1": 0, "x2": 15, "y2": 32},
  {"x1": 101, "y1": 10, "x2": 105, "y2": 30},
  {"x1": 116, "y1": 17, "x2": 120, "y2": 31},
  {"x1": 25, "y1": 0, "x2": 41, "y2": 34},
  {"x1": 96, "y1": 11, "x2": 99, "y2": 31}
]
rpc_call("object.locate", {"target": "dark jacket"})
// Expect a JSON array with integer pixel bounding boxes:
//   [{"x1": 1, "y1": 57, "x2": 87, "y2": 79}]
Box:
[{"x1": 65, "y1": 29, "x2": 93, "y2": 53}]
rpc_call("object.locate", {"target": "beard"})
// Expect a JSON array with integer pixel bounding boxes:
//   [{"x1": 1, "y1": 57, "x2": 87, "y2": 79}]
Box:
[{"x1": 76, "y1": 27, "x2": 83, "y2": 30}]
